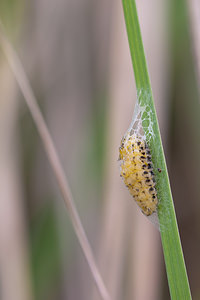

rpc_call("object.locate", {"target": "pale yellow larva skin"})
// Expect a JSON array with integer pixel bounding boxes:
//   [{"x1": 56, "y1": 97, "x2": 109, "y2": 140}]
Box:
[{"x1": 119, "y1": 133, "x2": 158, "y2": 216}]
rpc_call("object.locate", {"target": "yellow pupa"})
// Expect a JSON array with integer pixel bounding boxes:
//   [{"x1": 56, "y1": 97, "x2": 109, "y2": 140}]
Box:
[{"x1": 119, "y1": 132, "x2": 158, "y2": 216}]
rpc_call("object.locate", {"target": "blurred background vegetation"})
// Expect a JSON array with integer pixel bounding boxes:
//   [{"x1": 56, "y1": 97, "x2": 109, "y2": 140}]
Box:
[{"x1": 0, "y1": 0, "x2": 200, "y2": 299}]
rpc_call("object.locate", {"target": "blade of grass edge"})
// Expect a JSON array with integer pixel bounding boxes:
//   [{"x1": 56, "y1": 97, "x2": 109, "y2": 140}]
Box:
[{"x1": 122, "y1": 0, "x2": 192, "y2": 299}]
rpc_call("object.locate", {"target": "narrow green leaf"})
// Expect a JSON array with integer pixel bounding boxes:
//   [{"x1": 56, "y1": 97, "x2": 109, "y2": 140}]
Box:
[{"x1": 122, "y1": 0, "x2": 192, "y2": 299}]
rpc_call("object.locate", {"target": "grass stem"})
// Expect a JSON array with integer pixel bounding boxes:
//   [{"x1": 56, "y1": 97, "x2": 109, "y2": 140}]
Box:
[{"x1": 122, "y1": 1, "x2": 192, "y2": 298}]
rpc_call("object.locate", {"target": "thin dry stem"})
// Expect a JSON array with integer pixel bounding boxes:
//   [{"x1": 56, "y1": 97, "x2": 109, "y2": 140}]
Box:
[{"x1": 0, "y1": 22, "x2": 111, "y2": 300}]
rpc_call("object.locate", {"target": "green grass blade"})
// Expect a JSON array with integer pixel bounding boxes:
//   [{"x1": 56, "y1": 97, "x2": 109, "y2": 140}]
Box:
[{"x1": 122, "y1": 0, "x2": 192, "y2": 299}]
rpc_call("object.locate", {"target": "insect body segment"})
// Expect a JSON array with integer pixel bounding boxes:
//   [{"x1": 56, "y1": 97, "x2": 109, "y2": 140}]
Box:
[{"x1": 119, "y1": 133, "x2": 158, "y2": 216}]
